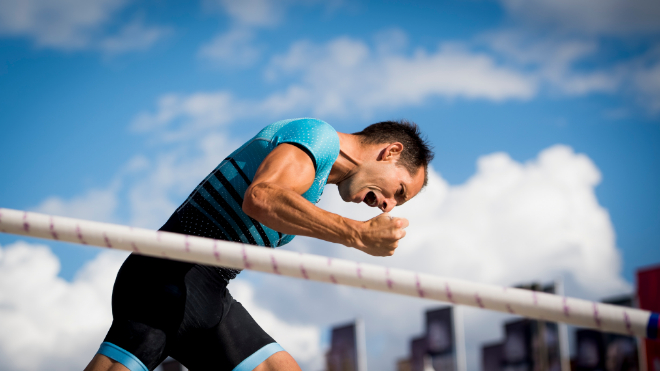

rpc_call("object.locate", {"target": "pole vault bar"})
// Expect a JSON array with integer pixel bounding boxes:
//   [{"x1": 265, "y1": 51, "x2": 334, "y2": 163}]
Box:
[{"x1": 0, "y1": 207, "x2": 657, "y2": 339}]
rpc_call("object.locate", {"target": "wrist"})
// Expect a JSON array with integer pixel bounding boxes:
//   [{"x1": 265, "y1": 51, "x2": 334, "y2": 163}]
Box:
[{"x1": 340, "y1": 217, "x2": 364, "y2": 250}]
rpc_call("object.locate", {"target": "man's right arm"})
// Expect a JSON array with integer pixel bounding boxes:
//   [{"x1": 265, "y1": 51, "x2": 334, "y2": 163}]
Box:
[{"x1": 242, "y1": 143, "x2": 408, "y2": 257}]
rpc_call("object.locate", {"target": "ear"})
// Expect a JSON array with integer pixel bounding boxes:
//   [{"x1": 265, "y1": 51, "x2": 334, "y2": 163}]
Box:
[{"x1": 378, "y1": 142, "x2": 403, "y2": 161}]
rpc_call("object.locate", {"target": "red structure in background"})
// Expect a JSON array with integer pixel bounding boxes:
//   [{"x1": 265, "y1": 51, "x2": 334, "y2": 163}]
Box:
[{"x1": 637, "y1": 265, "x2": 660, "y2": 371}]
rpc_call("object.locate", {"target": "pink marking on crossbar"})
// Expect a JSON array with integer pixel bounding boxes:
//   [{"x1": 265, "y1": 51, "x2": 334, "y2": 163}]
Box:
[
  {"x1": 532, "y1": 291, "x2": 538, "y2": 305},
  {"x1": 270, "y1": 254, "x2": 281, "y2": 275},
  {"x1": 103, "y1": 233, "x2": 112, "y2": 248},
  {"x1": 356, "y1": 263, "x2": 363, "y2": 279},
  {"x1": 445, "y1": 283, "x2": 456, "y2": 303},
  {"x1": 475, "y1": 293, "x2": 485, "y2": 308},
  {"x1": 22, "y1": 212, "x2": 29, "y2": 232},
  {"x1": 131, "y1": 242, "x2": 139, "y2": 253},
  {"x1": 327, "y1": 258, "x2": 337, "y2": 283},
  {"x1": 415, "y1": 274, "x2": 425, "y2": 298},
  {"x1": 593, "y1": 302, "x2": 602, "y2": 328},
  {"x1": 300, "y1": 264, "x2": 309, "y2": 279},
  {"x1": 563, "y1": 297, "x2": 570, "y2": 317},
  {"x1": 156, "y1": 231, "x2": 162, "y2": 242},
  {"x1": 184, "y1": 235, "x2": 190, "y2": 252},
  {"x1": 506, "y1": 304, "x2": 515, "y2": 314},
  {"x1": 49, "y1": 216, "x2": 59, "y2": 240},
  {"x1": 242, "y1": 246, "x2": 251, "y2": 269},
  {"x1": 76, "y1": 224, "x2": 87, "y2": 244},
  {"x1": 623, "y1": 311, "x2": 633, "y2": 335},
  {"x1": 385, "y1": 268, "x2": 394, "y2": 290},
  {"x1": 213, "y1": 241, "x2": 220, "y2": 261}
]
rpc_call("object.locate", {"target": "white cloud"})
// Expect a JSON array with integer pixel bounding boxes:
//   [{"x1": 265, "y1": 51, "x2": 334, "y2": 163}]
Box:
[
  {"x1": 213, "y1": 0, "x2": 284, "y2": 27},
  {"x1": 264, "y1": 37, "x2": 537, "y2": 117},
  {"x1": 0, "y1": 241, "x2": 127, "y2": 371},
  {"x1": 99, "y1": 18, "x2": 170, "y2": 54},
  {"x1": 198, "y1": 27, "x2": 261, "y2": 66},
  {"x1": 310, "y1": 144, "x2": 628, "y2": 296},
  {"x1": 126, "y1": 132, "x2": 234, "y2": 228},
  {"x1": 0, "y1": 0, "x2": 167, "y2": 52},
  {"x1": 198, "y1": 0, "x2": 288, "y2": 68},
  {"x1": 500, "y1": 0, "x2": 660, "y2": 36},
  {"x1": 152, "y1": 35, "x2": 537, "y2": 132},
  {"x1": 131, "y1": 92, "x2": 246, "y2": 140},
  {"x1": 0, "y1": 0, "x2": 126, "y2": 49},
  {"x1": 34, "y1": 183, "x2": 120, "y2": 223},
  {"x1": 484, "y1": 32, "x2": 622, "y2": 96},
  {"x1": 490, "y1": 0, "x2": 660, "y2": 114},
  {"x1": 629, "y1": 46, "x2": 660, "y2": 113}
]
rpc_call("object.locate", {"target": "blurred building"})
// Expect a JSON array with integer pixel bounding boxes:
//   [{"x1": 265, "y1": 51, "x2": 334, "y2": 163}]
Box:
[
  {"x1": 637, "y1": 265, "x2": 660, "y2": 371},
  {"x1": 479, "y1": 272, "x2": 660, "y2": 371},
  {"x1": 480, "y1": 282, "x2": 565, "y2": 371},
  {"x1": 398, "y1": 306, "x2": 467, "y2": 371},
  {"x1": 573, "y1": 295, "x2": 639, "y2": 371},
  {"x1": 326, "y1": 319, "x2": 367, "y2": 371}
]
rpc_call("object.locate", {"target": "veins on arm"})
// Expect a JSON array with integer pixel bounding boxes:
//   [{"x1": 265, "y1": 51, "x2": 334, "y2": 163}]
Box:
[{"x1": 242, "y1": 143, "x2": 361, "y2": 247}]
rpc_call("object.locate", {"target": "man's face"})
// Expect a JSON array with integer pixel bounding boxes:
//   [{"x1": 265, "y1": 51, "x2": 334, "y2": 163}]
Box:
[{"x1": 337, "y1": 152, "x2": 425, "y2": 213}]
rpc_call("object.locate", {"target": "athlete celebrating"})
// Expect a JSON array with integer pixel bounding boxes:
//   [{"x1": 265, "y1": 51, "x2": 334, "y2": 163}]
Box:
[{"x1": 85, "y1": 118, "x2": 434, "y2": 371}]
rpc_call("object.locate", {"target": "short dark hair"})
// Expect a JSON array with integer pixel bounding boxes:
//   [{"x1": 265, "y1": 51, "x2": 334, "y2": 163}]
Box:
[{"x1": 353, "y1": 120, "x2": 434, "y2": 186}]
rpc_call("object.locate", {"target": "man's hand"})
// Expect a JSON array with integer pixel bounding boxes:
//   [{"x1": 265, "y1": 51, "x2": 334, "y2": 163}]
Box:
[{"x1": 353, "y1": 213, "x2": 409, "y2": 256}]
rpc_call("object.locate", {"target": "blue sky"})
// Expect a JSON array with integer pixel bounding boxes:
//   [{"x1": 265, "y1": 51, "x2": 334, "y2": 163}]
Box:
[{"x1": 0, "y1": 1, "x2": 659, "y2": 370}]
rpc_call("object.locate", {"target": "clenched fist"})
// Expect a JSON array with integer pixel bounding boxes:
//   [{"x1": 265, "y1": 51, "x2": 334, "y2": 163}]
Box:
[{"x1": 354, "y1": 213, "x2": 409, "y2": 256}]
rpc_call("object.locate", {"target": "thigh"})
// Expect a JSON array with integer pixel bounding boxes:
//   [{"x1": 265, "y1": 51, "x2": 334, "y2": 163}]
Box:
[
  {"x1": 103, "y1": 254, "x2": 193, "y2": 370},
  {"x1": 171, "y1": 296, "x2": 279, "y2": 370}
]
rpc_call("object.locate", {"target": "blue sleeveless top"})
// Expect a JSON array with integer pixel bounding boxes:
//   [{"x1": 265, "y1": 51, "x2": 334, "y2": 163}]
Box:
[{"x1": 175, "y1": 118, "x2": 340, "y2": 247}]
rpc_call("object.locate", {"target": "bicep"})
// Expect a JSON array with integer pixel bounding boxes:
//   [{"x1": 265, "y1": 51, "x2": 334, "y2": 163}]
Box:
[{"x1": 250, "y1": 143, "x2": 316, "y2": 195}]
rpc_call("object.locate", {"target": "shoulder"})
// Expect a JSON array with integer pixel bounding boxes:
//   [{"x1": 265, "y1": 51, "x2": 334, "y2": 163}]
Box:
[
  {"x1": 277, "y1": 118, "x2": 337, "y2": 136},
  {"x1": 273, "y1": 118, "x2": 340, "y2": 172},
  {"x1": 275, "y1": 118, "x2": 339, "y2": 147}
]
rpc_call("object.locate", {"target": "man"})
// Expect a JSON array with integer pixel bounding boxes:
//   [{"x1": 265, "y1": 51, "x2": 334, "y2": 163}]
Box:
[{"x1": 85, "y1": 118, "x2": 434, "y2": 371}]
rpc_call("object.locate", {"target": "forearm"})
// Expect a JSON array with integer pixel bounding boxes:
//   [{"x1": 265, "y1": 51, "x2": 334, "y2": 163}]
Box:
[{"x1": 243, "y1": 182, "x2": 363, "y2": 248}]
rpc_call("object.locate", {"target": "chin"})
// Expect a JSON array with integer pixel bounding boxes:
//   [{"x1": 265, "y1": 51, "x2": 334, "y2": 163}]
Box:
[
  {"x1": 336, "y1": 189, "x2": 352, "y2": 203},
  {"x1": 336, "y1": 183, "x2": 354, "y2": 203}
]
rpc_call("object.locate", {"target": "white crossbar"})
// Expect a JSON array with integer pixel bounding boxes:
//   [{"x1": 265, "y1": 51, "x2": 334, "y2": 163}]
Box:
[{"x1": 0, "y1": 207, "x2": 657, "y2": 339}]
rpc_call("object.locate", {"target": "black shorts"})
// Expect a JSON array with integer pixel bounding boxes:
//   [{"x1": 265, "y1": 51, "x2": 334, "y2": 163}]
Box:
[{"x1": 96, "y1": 214, "x2": 283, "y2": 371}]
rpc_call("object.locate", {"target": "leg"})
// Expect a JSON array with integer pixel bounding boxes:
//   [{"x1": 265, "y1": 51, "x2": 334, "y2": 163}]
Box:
[
  {"x1": 89, "y1": 254, "x2": 193, "y2": 371},
  {"x1": 253, "y1": 351, "x2": 302, "y2": 371},
  {"x1": 84, "y1": 354, "x2": 130, "y2": 371}
]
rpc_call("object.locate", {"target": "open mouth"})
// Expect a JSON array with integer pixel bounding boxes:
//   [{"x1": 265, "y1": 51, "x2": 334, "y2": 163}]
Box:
[{"x1": 363, "y1": 191, "x2": 378, "y2": 207}]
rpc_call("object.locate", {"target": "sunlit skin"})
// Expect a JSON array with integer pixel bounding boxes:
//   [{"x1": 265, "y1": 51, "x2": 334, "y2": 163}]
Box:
[
  {"x1": 243, "y1": 131, "x2": 425, "y2": 257},
  {"x1": 85, "y1": 131, "x2": 425, "y2": 371}
]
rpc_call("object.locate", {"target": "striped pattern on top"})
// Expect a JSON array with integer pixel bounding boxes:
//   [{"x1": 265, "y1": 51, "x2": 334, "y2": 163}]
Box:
[{"x1": 175, "y1": 118, "x2": 341, "y2": 248}]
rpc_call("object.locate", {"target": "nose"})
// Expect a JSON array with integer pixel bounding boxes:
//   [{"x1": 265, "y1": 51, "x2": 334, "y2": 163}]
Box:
[{"x1": 380, "y1": 198, "x2": 396, "y2": 213}]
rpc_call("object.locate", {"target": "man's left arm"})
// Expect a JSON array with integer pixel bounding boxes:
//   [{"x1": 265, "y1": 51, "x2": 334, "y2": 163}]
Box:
[{"x1": 242, "y1": 143, "x2": 408, "y2": 256}]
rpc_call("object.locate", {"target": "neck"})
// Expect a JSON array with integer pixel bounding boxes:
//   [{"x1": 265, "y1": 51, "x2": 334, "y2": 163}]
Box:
[{"x1": 328, "y1": 133, "x2": 364, "y2": 184}]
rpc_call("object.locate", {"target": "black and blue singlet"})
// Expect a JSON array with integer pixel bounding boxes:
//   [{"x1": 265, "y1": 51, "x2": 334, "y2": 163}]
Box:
[{"x1": 96, "y1": 118, "x2": 340, "y2": 371}]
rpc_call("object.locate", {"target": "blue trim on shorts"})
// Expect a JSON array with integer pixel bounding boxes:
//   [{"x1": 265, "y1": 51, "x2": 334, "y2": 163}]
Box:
[
  {"x1": 648, "y1": 312, "x2": 659, "y2": 339},
  {"x1": 98, "y1": 342, "x2": 148, "y2": 371},
  {"x1": 232, "y1": 342, "x2": 285, "y2": 371}
]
